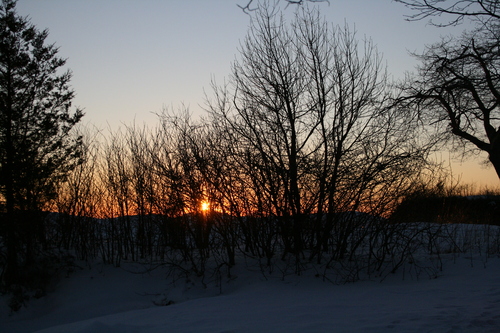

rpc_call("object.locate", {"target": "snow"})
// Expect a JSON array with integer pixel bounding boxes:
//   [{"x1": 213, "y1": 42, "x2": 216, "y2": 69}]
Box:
[{"x1": 2, "y1": 227, "x2": 500, "y2": 332}]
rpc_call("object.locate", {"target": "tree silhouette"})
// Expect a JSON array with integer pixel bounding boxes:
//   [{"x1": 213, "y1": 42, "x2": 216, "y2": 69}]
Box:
[
  {"x1": 0, "y1": 0, "x2": 83, "y2": 288},
  {"x1": 208, "y1": 4, "x2": 434, "y2": 264},
  {"x1": 396, "y1": 0, "x2": 500, "y2": 179}
]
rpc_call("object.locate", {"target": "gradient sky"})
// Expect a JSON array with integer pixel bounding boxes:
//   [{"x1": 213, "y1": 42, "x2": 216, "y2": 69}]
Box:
[{"x1": 15, "y1": 0, "x2": 498, "y2": 187}]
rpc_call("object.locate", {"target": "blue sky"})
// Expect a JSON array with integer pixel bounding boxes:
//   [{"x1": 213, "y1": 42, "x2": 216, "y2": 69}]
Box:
[{"x1": 15, "y1": 0, "x2": 497, "y2": 186}]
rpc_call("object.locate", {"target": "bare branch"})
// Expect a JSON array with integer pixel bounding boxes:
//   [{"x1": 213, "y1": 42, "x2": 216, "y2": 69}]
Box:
[
  {"x1": 394, "y1": 0, "x2": 500, "y2": 26},
  {"x1": 238, "y1": 0, "x2": 330, "y2": 14},
  {"x1": 237, "y1": 0, "x2": 257, "y2": 14}
]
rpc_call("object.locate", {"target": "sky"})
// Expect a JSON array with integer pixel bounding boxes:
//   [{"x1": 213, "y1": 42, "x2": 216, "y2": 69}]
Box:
[{"x1": 15, "y1": 0, "x2": 498, "y2": 187}]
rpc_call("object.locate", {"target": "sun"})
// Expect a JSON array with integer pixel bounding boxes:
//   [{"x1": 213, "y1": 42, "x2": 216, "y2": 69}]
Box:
[{"x1": 201, "y1": 201, "x2": 210, "y2": 212}]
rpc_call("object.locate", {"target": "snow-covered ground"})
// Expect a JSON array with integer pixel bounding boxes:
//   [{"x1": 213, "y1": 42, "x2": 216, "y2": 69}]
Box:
[{"x1": 1, "y1": 252, "x2": 499, "y2": 333}]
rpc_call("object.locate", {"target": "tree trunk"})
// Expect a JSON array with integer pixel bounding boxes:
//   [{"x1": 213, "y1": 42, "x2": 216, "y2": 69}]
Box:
[
  {"x1": 488, "y1": 142, "x2": 500, "y2": 180},
  {"x1": 4, "y1": 134, "x2": 18, "y2": 287},
  {"x1": 3, "y1": 72, "x2": 18, "y2": 287}
]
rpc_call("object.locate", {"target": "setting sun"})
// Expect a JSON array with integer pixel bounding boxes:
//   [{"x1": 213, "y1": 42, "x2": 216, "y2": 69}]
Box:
[{"x1": 201, "y1": 201, "x2": 210, "y2": 212}]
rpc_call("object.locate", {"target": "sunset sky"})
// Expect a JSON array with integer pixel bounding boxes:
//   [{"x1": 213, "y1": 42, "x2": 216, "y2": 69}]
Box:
[{"x1": 15, "y1": 0, "x2": 498, "y2": 187}]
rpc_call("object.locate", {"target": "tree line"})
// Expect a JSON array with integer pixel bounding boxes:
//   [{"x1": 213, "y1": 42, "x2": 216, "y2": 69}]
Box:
[{"x1": 1, "y1": 0, "x2": 500, "y2": 301}]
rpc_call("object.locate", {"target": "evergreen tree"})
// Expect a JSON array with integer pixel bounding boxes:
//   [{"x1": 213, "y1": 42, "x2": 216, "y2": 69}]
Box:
[{"x1": 0, "y1": 0, "x2": 83, "y2": 287}]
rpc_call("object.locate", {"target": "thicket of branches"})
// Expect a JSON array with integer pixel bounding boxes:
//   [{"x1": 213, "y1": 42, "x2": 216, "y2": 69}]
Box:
[{"x1": 44, "y1": 107, "x2": 498, "y2": 288}]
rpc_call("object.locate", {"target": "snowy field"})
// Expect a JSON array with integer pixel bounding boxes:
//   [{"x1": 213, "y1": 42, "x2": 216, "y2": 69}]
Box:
[
  {"x1": 1, "y1": 223, "x2": 500, "y2": 333},
  {"x1": 1, "y1": 254, "x2": 499, "y2": 333}
]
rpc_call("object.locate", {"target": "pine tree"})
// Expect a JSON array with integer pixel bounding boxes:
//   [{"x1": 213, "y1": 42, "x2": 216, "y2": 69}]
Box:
[{"x1": 0, "y1": 0, "x2": 83, "y2": 287}]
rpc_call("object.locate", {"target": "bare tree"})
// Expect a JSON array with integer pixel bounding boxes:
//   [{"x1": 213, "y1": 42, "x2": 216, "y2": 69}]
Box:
[
  {"x1": 208, "y1": 4, "x2": 433, "y2": 269},
  {"x1": 395, "y1": 0, "x2": 500, "y2": 179},
  {"x1": 51, "y1": 126, "x2": 102, "y2": 260}
]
